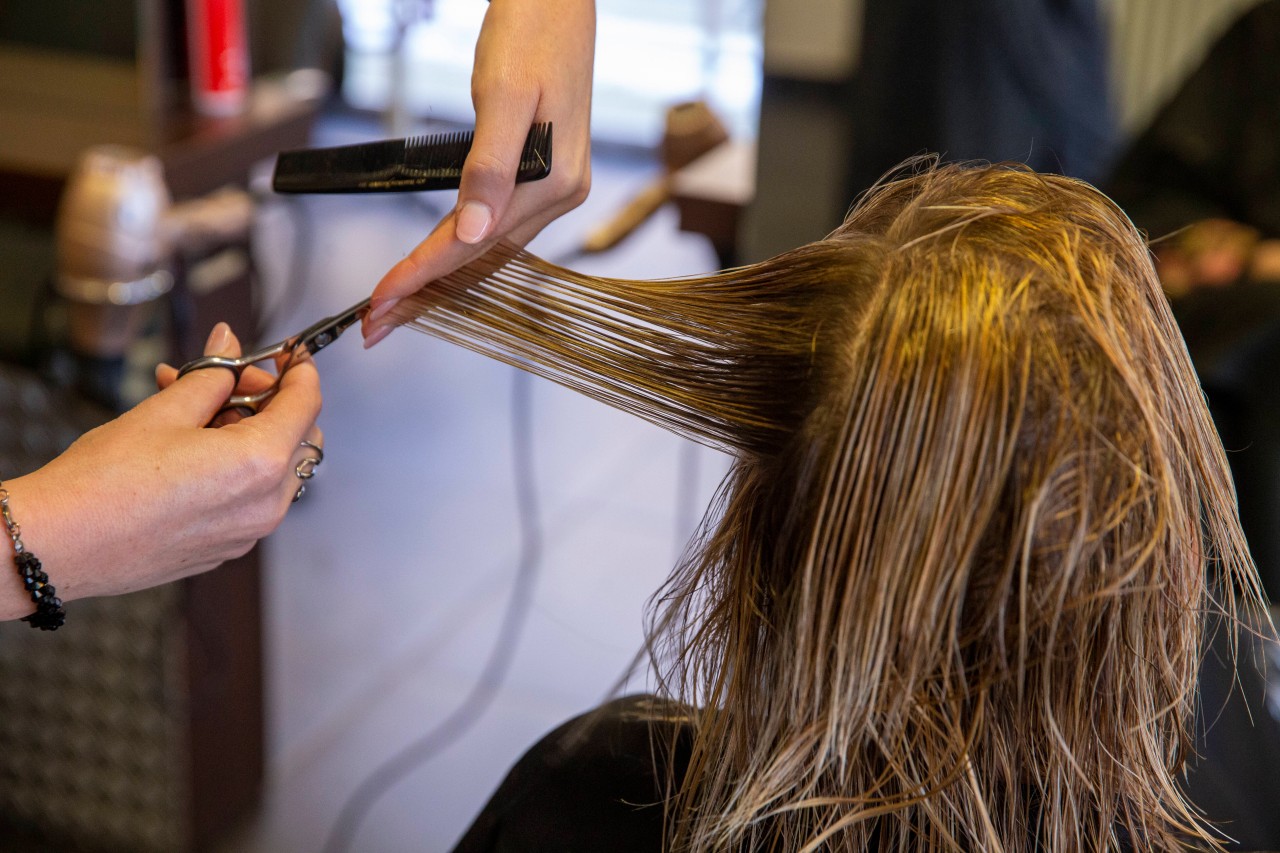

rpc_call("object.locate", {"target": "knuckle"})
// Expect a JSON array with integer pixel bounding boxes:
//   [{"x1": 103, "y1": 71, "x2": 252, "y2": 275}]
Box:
[
  {"x1": 548, "y1": 163, "x2": 591, "y2": 211},
  {"x1": 565, "y1": 173, "x2": 591, "y2": 210},
  {"x1": 251, "y1": 447, "x2": 284, "y2": 484},
  {"x1": 222, "y1": 438, "x2": 293, "y2": 539},
  {"x1": 237, "y1": 444, "x2": 288, "y2": 493},
  {"x1": 189, "y1": 369, "x2": 235, "y2": 398},
  {"x1": 465, "y1": 151, "x2": 518, "y2": 188},
  {"x1": 397, "y1": 252, "x2": 432, "y2": 287},
  {"x1": 470, "y1": 75, "x2": 497, "y2": 104}
]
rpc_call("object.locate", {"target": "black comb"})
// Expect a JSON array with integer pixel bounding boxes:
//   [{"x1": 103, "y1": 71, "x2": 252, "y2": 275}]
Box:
[{"x1": 271, "y1": 121, "x2": 552, "y2": 194}]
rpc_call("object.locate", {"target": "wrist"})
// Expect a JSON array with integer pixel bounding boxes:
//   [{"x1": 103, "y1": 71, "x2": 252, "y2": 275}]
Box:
[
  {"x1": 0, "y1": 473, "x2": 68, "y2": 628},
  {"x1": 0, "y1": 477, "x2": 35, "y2": 620}
]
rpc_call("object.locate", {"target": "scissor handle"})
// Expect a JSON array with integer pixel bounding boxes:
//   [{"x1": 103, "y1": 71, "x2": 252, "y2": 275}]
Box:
[
  {"x1": 175, "y1": 298, "x2": 370, "y2": 421},
  {"x1": 176, "y1": 339, "x2": 294, "y2": 416}
]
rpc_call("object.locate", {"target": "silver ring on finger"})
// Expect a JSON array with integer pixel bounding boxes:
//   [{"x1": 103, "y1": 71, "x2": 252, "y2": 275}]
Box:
[{"x1": 296, "y1": 439, "x2": 324, "y2": 481}]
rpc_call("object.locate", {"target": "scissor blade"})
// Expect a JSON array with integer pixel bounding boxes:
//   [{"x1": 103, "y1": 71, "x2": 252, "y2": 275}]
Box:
[{"x1": 296, "y1": 297, "x2": 372, "y2": 356}]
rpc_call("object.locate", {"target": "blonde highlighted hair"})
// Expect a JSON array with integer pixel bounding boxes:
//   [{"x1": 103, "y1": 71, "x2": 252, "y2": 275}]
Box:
[{"x1": 394, "y1": 161, "x2": 1266, "y2": 850}]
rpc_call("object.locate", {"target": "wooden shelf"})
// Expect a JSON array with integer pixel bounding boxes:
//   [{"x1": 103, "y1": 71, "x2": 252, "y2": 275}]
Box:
[{"x1": 0, "y1": 44, "x2": 320, "y2": 222}]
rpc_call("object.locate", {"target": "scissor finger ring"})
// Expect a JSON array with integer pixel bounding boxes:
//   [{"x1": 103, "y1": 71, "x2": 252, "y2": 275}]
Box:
[{"x1": 177, "y1": 298, "x2": 370, "y2": 421}]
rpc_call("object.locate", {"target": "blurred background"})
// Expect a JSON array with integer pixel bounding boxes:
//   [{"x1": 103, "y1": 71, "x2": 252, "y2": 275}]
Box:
[{"x1": 1, "y1": 0, "x2": 1279, "y2": 850}]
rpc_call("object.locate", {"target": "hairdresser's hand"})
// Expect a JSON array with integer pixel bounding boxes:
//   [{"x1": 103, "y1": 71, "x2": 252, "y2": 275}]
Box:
[
  {"x1": 0, "y1": 324, "x2": 321, "y2": 619},
  {"x1": 362, "y1": 0, "x2": 596, "y2": 346}
]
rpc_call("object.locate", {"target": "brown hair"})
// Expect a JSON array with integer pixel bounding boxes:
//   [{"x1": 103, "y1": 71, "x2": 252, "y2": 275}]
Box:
[{"x1": 394, "y1": 161, "x2": 1266, "y2": 851}]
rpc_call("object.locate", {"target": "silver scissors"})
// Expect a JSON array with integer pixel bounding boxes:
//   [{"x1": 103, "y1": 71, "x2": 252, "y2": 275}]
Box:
[{"x1": 177, "y1": 297, "x2": 370, "y2": 415}]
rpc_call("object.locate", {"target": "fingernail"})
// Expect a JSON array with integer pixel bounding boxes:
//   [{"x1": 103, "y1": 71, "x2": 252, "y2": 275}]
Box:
[
  {"x1": 366, "y1": 296, "x2": 402, "y2": 324},
  {"x1": 205, "y1": 322, "x2": 232, "y2": 354},
  {"x1": 455, "y1": 201, "x2": 493, "y2": 244},
  {"x1": 363, "y1": 324, "x2": 393, "y2": 350}
]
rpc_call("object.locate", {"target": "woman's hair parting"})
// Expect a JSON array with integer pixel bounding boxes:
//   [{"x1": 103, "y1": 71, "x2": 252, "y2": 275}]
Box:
[{"x1": 391, "y1": 161, "x2": 1267, "y2": 851}]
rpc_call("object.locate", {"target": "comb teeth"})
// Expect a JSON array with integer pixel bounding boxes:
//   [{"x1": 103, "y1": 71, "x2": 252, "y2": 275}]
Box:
[
  {"x1": 272, "y1": 122, "x2": 553, "y2": 194},
  {"x1": 519, "y1": 121, "x2": 553, "y2": 181}
]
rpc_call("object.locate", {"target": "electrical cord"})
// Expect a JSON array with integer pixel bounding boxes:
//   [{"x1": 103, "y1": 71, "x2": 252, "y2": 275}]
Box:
[
  {"x1": 319, "y1": 360, "x2": 707, "y2": 852},
  {"x1": 321, "y1": 365, "x2": 542, "y2": 853},
  {"x1": 317, "y1": 236, "x2": 633, "y2": 849}
]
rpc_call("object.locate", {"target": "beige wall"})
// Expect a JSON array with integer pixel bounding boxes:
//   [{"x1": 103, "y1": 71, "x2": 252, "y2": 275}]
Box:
[{"x1": 763, "y1": 0, "x2": 861, "y2": 81}]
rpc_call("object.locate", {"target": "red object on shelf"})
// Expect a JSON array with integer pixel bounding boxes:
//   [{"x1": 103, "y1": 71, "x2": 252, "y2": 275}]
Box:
[{"x1": 186, "y1": 0, "x2": 249, "y2": 116}]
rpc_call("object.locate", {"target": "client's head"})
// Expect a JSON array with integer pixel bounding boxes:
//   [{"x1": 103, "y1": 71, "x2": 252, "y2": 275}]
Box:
[
  {"x1": 398, "y1": 161, "x2": 1265, "y2": 851},
  {"x1": 652, "y1": 162, "x2": 1266, "y2": 852}
]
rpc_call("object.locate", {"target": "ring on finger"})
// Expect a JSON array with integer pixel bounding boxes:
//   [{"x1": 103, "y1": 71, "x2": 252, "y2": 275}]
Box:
[{"x1": 296, "y1": 439, "x2": 324, "y2": 480}]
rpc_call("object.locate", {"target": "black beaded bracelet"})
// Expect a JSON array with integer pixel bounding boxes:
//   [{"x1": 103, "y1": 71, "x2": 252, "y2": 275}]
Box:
[{"x1": 0, "y1": 483, "x2": 65, "y2": 630}]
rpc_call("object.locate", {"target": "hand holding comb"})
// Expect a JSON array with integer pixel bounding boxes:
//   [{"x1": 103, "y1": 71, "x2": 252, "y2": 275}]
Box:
[{"x1": 272, "y1": 122, "x2": 553, "y2": 194}]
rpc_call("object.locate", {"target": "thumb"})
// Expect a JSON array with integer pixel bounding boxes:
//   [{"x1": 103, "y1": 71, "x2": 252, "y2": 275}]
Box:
[
  {"x1": 149, "y1": 323, "x2": 243, "y2": 427},
  {"x1": 455, "y1": 99, "x2": 539, "y2": 245}
]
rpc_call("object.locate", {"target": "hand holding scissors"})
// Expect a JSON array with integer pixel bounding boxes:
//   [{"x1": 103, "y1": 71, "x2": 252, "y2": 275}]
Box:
[{"x1": 177, "y1": 298, "x2": 370, "y2": 418}]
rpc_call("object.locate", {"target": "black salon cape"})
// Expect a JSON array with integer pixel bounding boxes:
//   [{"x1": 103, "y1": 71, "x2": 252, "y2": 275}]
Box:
[
  {"x1": 450, "y1": 695, "x2": 691, "y2": 852},
  {"x1": 450, "y1": 697, "x2": 1151, "y2": 852}
]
